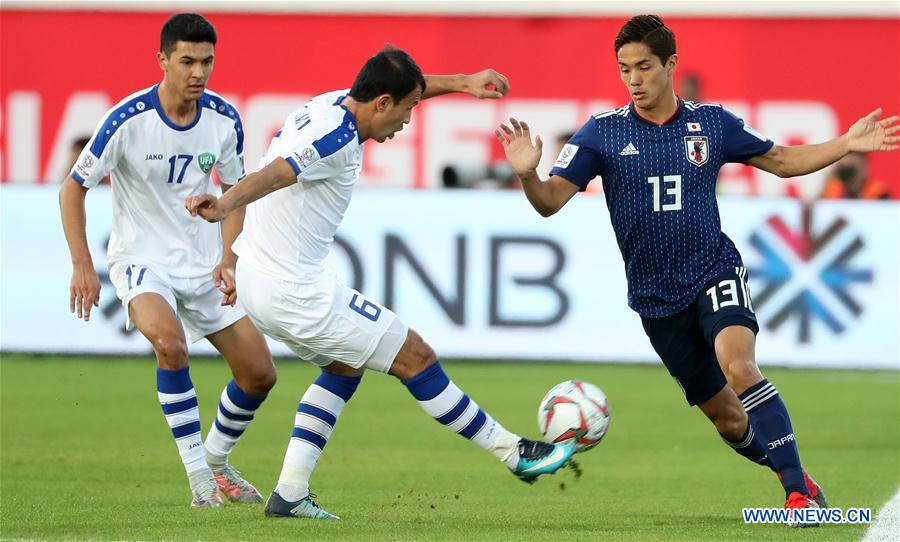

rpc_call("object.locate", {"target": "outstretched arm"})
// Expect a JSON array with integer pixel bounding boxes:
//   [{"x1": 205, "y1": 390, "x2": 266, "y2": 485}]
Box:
[
  {"x1": 748, "y1": 108, "x2": 899, "y2": 178},
  {"x1": 423, "y1": 69, "x2": 510, "y2": 100},
  {"x1": 185, "y1": 158, "x2": 296, "y2": 223},
  {"x1": 496, "y1": 118, "x2": 579, "y2": 217}
]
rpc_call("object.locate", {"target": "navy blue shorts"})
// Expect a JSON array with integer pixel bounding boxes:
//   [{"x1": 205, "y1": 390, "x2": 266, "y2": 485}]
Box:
[{"x1": 641, "y1": 266, "x2": 759, "y2": 406}]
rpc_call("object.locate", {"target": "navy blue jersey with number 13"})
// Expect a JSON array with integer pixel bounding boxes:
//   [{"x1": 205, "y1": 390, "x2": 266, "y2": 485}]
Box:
[{"x1": 550, "y1": 100, "x2": 774, "y2": 317}]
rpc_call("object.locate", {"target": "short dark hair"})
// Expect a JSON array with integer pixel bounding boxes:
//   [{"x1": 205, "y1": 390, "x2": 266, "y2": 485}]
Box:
[
  {"x1": 349, "y1": 46, "x2": 426, "y2": 103},
  {"x1": 614, "y1": 15, "x2": 676, "y2": 65},
  {"x1": 160, "y1": 13, "x2": 217, "y2": 55}
]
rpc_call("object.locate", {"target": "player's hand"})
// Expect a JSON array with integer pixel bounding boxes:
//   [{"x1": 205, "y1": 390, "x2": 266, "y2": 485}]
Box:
[
  {"x1": 496, "y1": 117, "x2": 543, "y2": 176},
  {"x1": 846, "y1": 108, "x2": 900, "y2": 152},
  {"x1": 463, "y1": 69, "x2": 510, "y2": 99},
  {"x1": 70, "y1": 262, "x2": 101, "y2": 321},
  {"x1": 185, "y1": 193, "x2": 226, "y2": 222},
  {"x1": 212, "y1": 263, "x2": 237, "y2": 306}
]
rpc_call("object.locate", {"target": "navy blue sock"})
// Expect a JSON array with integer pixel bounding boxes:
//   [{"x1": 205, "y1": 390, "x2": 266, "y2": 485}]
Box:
[
  {"x1": 739, "y1": 379, "x2": 806, "y2": 496},
  {"x1": 720, "y1": 421, "x2": 775, "y2": 471}
]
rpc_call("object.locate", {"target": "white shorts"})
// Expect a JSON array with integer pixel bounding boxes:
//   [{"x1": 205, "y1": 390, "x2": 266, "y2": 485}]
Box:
[
  {"x1": 235, "y1": 260, "x2": 408, "y2": 373},
  {"x1": 109, "y1": 263, "x2": 247, "y2": 343}
]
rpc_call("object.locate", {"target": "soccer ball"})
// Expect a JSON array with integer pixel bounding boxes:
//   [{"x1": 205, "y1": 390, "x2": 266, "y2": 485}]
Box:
[{"x1": 538, "y1": 380, "x2": 611, "y2": 452}]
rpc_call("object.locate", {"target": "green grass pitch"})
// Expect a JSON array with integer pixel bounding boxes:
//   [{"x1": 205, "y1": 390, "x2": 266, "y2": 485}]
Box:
[{"x1": 1, "y1": 355, "x2": 897, "y2": 541}]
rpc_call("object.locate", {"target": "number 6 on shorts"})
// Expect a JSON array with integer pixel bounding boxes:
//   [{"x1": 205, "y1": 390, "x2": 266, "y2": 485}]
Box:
[{"x1": 349, "y1": 293, "x2": 382, "y2": 322}]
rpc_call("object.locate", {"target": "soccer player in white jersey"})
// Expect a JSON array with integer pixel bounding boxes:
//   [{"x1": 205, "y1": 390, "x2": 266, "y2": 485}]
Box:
[
  {"x1": 60, "y1": 14, "x2": 277, "y2": 509},
  {"x1": 186, "y1": 47, "x2": 577, "y2": 519}
]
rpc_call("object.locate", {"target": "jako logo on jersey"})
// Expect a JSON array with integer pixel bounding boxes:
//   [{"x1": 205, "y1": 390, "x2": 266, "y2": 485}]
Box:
[
  {"x1": 619, "y1": 143, "x2": 639, "y2": 156},
  {"x1": 768, "y1": 433, "x2": 795, "y2": 450},
  {"x1": 684, "y1": 136, "x2": 709, "y2": 166},
  {"x1": 198, "y1": 152, "x2": 216, "y2": 174},
  {"x1": 145, "y1": 154, "x2": 163, "y2": 161},
  {"x1": 747, "y1": 206, "x2": 873, "y2": 343}
]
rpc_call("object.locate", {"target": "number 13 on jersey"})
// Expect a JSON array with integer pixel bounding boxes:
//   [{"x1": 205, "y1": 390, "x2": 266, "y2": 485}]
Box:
[{"x1": 648, "y1": 175, "x2": 682, "y2": 212}]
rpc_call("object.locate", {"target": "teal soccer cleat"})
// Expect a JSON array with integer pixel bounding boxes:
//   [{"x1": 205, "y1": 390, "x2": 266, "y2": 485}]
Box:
[
  {"x1": 264, "y1": 491, "x2": 340, "y2": 519},
  {"x1": 510, "y1": 438, "x2": 576, "y2": 484}
]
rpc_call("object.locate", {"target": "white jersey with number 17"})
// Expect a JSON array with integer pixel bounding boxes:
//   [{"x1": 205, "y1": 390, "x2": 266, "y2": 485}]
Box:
[{"x1": 72, "y1": 84, "x2": 245, "y2": 278}]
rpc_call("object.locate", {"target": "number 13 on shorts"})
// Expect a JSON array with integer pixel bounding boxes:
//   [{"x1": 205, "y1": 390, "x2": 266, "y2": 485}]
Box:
[{"x1": 705, "y1": 267, "x2": 754, "y2": 313}]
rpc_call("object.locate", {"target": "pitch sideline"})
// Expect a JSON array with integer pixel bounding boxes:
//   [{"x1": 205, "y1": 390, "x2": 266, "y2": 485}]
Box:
[{"x1": 861, "y1": 486, "x2": 900, "y2": 542}]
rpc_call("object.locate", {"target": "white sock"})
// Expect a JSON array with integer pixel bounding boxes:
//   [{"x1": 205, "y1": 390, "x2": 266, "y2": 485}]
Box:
[
  {"x1": 403, "y1": 362, "x2": 520, "y2": 467},
  {"x1": 276, "y1": 373, "x2": 361, "y2": 501},
  {"x1": 157, "y1": 367, "x2": 208, "y2": 475}
]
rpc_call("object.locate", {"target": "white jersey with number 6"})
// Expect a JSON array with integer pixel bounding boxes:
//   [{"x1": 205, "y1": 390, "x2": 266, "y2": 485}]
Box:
[
  {"x1": 72, "y1": 84, "x2": 245, "y2": 278},
  {"x1": 232, "y1": 89, "x2": 408, "y2": 372},
  {"x1": 232, "y1": 89, "x2": 363, "y2": 280}
]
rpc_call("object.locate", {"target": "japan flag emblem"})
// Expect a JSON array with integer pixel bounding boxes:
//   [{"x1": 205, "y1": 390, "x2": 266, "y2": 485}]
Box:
[
  {"x1": 687, "y1": 122, "x2": 702, "y2": 132},
  {"x1": 684, "y1": 136, "x2": 709, "y2": 166}
]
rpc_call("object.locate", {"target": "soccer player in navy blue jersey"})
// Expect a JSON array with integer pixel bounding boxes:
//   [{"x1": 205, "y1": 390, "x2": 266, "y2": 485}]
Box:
[{"x1": 496, "y1": 15, "x2": 899, "y2": 524}]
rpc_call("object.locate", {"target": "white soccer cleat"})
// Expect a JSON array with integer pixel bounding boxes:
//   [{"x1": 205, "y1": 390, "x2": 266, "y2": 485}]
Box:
[{"x1": 189, "y1": 470, "x2": 224, "y2": 509}]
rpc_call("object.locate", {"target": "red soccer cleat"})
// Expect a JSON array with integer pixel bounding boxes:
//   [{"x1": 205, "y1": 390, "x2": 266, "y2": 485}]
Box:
[
  {"x1": 784, "y1": 491, "x2": 820, "y2": 528},
  {"x1": 777, "y1": 468, "x2": 828, "y2": 508}
]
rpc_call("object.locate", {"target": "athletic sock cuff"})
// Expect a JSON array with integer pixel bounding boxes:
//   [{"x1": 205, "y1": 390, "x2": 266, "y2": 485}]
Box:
[
  {"x1": 225, "y1": 380, "x2": 265, "y2": 410},
  {"x1": 401, "y1": 361, "x2": 448, "y2": 401},
  {"x1": 720, "y1": 423, "x2": 755, "y2": 449},
  {"x1": 157, "y1": 367, "x2": 192, "y2": 393},
  {"x1": 738, "y1": 380, "x2": 778, "y2": 413},
  {"x1": 314, "y1": 372, "x2": 362, "y2": 402}
]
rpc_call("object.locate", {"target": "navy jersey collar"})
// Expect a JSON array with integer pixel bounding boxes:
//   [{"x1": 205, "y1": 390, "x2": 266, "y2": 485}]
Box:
[
  {"x1": 630, "y1": 98, "x2": 683, "y2": 127},
  {"x1": 151, "y1": 84, "x2": 202, "y2": 131}
]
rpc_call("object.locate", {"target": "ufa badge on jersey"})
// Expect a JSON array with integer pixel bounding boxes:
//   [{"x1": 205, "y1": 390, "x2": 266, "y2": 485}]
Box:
[
  {"x1": 683, "y1": 136, "x2": 709, "y2": 167},
  {"x1": 198, "y1": 152, "x2": 216, "y2": 174}
]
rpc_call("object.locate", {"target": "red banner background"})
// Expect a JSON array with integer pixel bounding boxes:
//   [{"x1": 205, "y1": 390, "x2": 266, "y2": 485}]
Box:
[{"x1": 1, "y1": 11, "x2": 897, "y2": 195}]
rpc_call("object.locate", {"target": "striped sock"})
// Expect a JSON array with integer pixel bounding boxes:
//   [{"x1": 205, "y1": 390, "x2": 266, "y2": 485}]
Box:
[
  {"x1": 204, "y1": 380, "x2": 266, "y2": 468},
  {"x1": 276, "y1": 372, "x2": 362, "y2": 502},
  {"x1": 739, "y1": 379, "x2": 806, "y2": 495},
  {"x1": 402, "y1": 361, "x2": 520, "y2": 467},
  {"x1": 157, "y1": 367, "x2": 208, "y2": 474},
  {"x1": 720, "y1": 422, "x2": 775, "y2": 470}
]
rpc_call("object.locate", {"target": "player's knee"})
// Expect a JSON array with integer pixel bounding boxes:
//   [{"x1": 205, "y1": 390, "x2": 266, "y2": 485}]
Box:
[
  {"x1": 721, "y1": 357, "x2": 762, "y2": 393},
  {"x1": 237, "y1": 365, "x2": 277, "y2": 396},
  {"x1": 152, "y1": 335, "x2": 188, "y2": 369}
]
